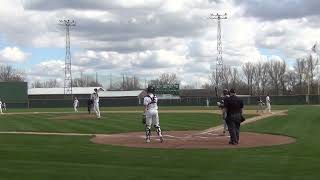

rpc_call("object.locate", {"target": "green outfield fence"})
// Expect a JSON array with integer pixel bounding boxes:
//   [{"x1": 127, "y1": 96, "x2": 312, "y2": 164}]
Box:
[
  {"x1": 20, "y1": 94, "x2": 320, "y2": 108},
  {"x1": 0, "y1": 82, "x2": 28, "y2": 108}
]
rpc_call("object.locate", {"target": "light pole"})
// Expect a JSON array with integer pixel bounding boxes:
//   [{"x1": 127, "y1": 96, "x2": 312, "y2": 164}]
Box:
[
  {"x1": 209, "y1": 13, "x2": 227, "y2": 95},
  {"x1": 58, "y1": 19, "x2": 76, "y2": 96}
]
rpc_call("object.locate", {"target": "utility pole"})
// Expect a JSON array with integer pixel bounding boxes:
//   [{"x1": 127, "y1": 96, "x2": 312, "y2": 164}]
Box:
[
  {"x1": 209, "y1": 13, "x2": 227, "y2": 94},
  {"x1": 59, "y1": 19, "x2": 76, "y2": 97}
]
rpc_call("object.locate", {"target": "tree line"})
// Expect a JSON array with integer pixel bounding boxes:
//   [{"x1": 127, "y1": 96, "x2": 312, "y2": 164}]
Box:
[{"x1": 204, "y1": 55, "x2": 319, "y2": 95}]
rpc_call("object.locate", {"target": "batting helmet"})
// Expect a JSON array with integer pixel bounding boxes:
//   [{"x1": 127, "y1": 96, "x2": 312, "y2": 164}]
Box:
[{"x1": 147, "y1": 85, "x2": 155, "y2": 93}]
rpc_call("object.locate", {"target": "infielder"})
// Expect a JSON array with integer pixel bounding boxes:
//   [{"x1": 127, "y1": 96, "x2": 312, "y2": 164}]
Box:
[
  {"x1": 265, "y1": 94, "x2": 271, "y2": 113},
  {"x1": 0, "y1": 99, "x2": 3, "y2": 114},
  {"x1": 217, "y1": 89, "x2": 229, "y2": 135},
  {"x1": 73, "y1": 97, "x2": 79, "y2": 112},
  {"x1": 3, "y1": 103, "x2": 6, "y2": 111},
  {"x1": 90, "y1": 88, "x2": 104, "y2": 119},
  {"x1": 143, "y1": 85, "x2": 163, "y2": 143},
  {"x1": 256, "y1": 96, "x2": 265, "y2": 113}
]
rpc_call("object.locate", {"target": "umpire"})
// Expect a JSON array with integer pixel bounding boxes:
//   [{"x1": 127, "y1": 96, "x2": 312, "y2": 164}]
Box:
[
  {"x1": 87, "y1": 98, "x2": 93, "y2": 114},
  {"x1": 224, "y1": 88, "x2": 244, "y2": 145}
]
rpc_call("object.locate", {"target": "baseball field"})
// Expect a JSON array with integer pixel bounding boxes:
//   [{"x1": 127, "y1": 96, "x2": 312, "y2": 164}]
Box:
[{"x1": 0, "y1": 105, "x2": 319, "y2": 179}]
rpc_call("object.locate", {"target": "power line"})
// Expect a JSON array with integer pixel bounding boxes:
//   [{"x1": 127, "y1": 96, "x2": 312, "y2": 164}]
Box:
[{"x1": 58, "y1": 19, "x2": 76, "y2": 97}]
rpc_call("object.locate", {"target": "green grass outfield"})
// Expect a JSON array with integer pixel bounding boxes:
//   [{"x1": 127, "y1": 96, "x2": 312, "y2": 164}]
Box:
[
  {"x1": 0, "y1": 105, "x2": 319, "y2": 180},
  {"x1": 6, "y1": 105, "x2": 288, "y2": 112}
]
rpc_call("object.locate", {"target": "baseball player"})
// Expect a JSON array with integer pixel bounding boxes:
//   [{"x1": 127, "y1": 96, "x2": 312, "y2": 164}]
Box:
[
  {"x1": 143, "y1": 85, "x2": 163, "y2": 143},
  {"x1": 206, "y1": 98, "x2": 210, "y2": 108},
  {"x1": 0, "y1": 99, "x2": 3, "y2": 114},
  {"x1": 265, "y1": 94, "x2": 271, "y2": 113},
  {"x1": 3, "y1": 102, "x2": 6, "y2": 111},
  {"x1": 217, "y1": 89, "x2": 229, "y2": 135},
  {"x1": 256, "y1": 96, "x2": 265, "y2": 113},
  {"x1": 90, "y1": 88, "x2": 104, "y2": 119},
  {"x1": 73, "y1": 97, "x2": 79, "y2": 112}
]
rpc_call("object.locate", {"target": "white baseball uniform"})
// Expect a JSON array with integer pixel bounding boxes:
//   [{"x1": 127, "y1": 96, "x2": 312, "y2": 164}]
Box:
[
  {"x1": 91, "y1": 92, "x2": 101, "y2": 118},
  {"x1": 144, "y1": 93, "x2": 162, "y2": 142},
  {"x1": 73, "y1": 99, "x2": 79, "y2": 112},
  {"x1": 144, "y1": 93, "x2": 159, "y2": 127},
  {"x1": 265, "y1": 96, "x2": 271, "y2": 113},
  {"x1": 0, "y1": 101, "x2": 3, "y2": 114}
]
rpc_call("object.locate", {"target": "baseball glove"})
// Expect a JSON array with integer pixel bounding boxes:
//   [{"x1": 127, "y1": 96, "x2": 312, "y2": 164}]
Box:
[{"x1": 142, "y1": 114, "x2": 146, "y2": 124}]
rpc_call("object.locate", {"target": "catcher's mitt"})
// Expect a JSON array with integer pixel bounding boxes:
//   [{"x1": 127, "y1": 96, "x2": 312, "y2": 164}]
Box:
[{"x1": 142, "y1": 114, "x2": 146, "y2": 124}]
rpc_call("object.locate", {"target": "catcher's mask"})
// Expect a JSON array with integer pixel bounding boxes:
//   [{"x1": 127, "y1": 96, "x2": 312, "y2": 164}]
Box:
[{"x1": 147, "y1": 86, "x2": 155, "y2": 93}]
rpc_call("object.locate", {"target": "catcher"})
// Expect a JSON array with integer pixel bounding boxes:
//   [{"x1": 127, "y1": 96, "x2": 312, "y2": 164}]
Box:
[
  {"x1": 142, "y1": 85, "x2": 163, "y2": 143},
  {"x1": 217, "y1": 89, "x2": 230, "y2": 135}
]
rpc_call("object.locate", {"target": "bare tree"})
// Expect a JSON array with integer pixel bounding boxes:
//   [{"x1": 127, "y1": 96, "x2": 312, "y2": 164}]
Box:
[
  {"x1": 158, "y1": 73, "x2": 179, "y2": 85},
  {"x1": 285, "y1": 70, "x2": 298, "y2": 94},
  {"x1": 120, "y1": 75, "x2": 141, "y2": 90},
  {"x1": 208, "y1": 70, "x2": 217, "y2": 89},
  {"x1": 44, "y1": 79, "x2": 59, "y2": 88},
  {"x1": 222, "y1": 65, "x2": 232, "y2": 89},
  {"x1": 31, "y1": 79, "x2": 60, "y2": 88},
  {"x1": 279, "y1": 61, "x2": 287, "y2": 95},
  {"x1": 267, "y1": 60, "x2": 286, "y2": 95},
  {"x1": 242, "y1": 62, "x2": 255, "y2": 95},
  {"x1": 306, "y1": 54, "x2": 319, "y2": 94},
  {"x1": 73, "y1": 75, "x2": 102, "y2": 87},
  {"x1": 151, "y1": 73, "x2": 180, "y2": 85},
  {"x1": 260, "y1": 63, "x2": 269, "y2": 95},
  {"x1": 252, "y1": 62, "x2": 263, "y2": 95},
  {"x1": 31, "y1": 80, "x2": 43, "y2": 88},
  {"x1": 0, "y1": 65, "x2": 25, "y2": 81},
  {"x1": 230, "y1": 67, "x2": 240, "y2": 89},
  {"x1": 294, "y1": 58, "x2": 307, "y2": 94}
]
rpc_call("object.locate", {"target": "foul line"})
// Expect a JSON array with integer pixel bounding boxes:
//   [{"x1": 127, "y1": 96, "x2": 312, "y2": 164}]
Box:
[{"x1": 198, "y1": 110, "x2": 288, "y2": 135}]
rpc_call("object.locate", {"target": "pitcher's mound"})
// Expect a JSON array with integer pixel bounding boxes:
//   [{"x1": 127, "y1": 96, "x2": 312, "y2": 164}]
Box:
[{"x1": 91, "y1": 131, "x2": 295, "y2": 149}]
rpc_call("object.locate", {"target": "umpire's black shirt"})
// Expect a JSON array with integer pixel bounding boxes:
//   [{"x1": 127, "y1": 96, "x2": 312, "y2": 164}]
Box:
[{"x1": 224, "y1": 95, "x2": 244, "y2": 116}]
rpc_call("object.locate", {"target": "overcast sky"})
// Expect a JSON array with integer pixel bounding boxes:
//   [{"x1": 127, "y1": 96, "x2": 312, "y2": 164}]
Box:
[{"x1": 0, "y1": 0, "x2": 319, "y2": 88}]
